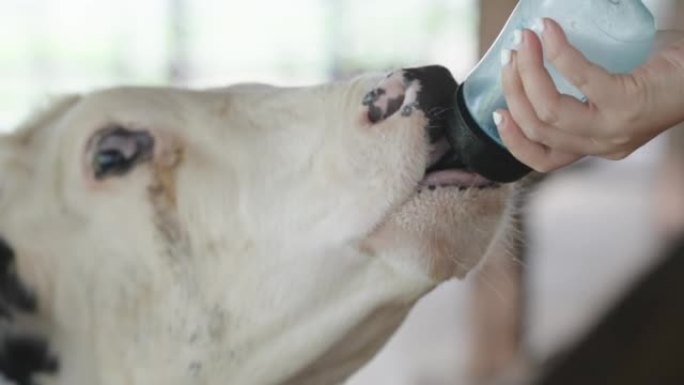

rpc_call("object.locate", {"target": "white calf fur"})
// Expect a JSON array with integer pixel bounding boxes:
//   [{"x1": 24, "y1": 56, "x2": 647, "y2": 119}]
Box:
[{"x1": 0, "y1": 73, "x2": 514, "y2": 385}]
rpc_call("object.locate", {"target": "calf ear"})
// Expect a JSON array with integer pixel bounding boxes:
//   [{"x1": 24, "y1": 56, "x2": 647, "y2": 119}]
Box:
[
  {"x1": 12, "y1": 95, "x2": 81, "y2": 146},
  {"x1": 0, "y1": 135, "x2": 22, "y2": 207},
  {"x1": 0, "y1": 95, "x2": 81, "y2": 203}
]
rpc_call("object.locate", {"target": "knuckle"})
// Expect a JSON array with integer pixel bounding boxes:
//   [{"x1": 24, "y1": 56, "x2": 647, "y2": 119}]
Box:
[
  {"x1": 532, "y1": 162, "x2": 553, "y2": 173},
  {"x1": 569, "y1": 70, "x2": 590, "y2": 91},
  {"x1": 604, "y1": 150, "x2": 630, "y2": 160},
  {"x1": 525, "y1": 125, "x2": 550, "y2": 144},
  {"x1": 524, "y1": 126, "x2": 543, "y2": 143},
  {"x1": 532, "y1": 150, "x2": 557, "y2": 173},
  {"x1": 621, "y1": 105, "x2": 642, "y2": 126},
  {"x1": 545, "y1": 43, "x2": 563, "y2": 63},
  {"x1": 610, "y1": 135, "x2": 631, "y2": 147},
  {"x1": 537, "y1": 101, "x2": 560, "y2": 125},
  {"x1": 599, "y1": 111, "x2": 629, "y2": 138},
  {"x1": 532, "y1": 157, "x2": 571, "y2": 174},
  {"x1": 616, "y1": 75, "x2": 647, "y2": 121},
  {"x1": 604, "y1": 122, "x2": 627, "y2": 140},
  {"x1": 515, "y1": 62, "x2": 536, "y2": 81}
]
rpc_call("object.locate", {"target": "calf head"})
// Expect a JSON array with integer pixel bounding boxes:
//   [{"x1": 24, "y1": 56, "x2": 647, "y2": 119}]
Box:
[{"x1": 0, "y1": 66, "x2": 514, "y2": 385}]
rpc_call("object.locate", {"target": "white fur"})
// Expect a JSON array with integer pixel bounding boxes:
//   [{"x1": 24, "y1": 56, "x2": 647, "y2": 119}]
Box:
[{"x1": 0, "y1": 75, "x2": 513, "y2": 385}]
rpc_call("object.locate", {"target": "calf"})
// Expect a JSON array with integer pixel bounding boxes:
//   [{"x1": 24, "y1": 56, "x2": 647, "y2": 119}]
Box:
[{"x1": 0, "y1": 66, "x2": 515, "y2": 385}]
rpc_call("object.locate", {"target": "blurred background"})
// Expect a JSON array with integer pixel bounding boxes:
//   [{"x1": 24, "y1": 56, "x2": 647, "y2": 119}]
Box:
[
  {"x1": 0, "y1": 0, "x2": 478, "y2": 131},
  {"x1": 2, "y1": 1, "x2": 683, "y2": 384}
]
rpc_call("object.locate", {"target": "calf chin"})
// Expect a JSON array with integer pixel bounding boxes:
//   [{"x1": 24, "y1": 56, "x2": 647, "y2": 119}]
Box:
[{"x1": 362, "y1": 186, "x2": 513, "y2": 282}]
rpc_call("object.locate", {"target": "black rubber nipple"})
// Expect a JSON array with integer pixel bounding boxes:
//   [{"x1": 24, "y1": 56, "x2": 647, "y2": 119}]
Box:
[{"x1": 445, "y1": 85, "x2": 532, "y2": 183}]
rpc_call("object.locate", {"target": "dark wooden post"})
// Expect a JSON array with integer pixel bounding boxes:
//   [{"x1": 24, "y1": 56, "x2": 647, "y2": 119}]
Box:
[
  {"x1": 656, "y1": 1, "x2": 684, "y2": 240},
  {"x1": 477, "y1": 0, "x2": 519, "y2": 57}
]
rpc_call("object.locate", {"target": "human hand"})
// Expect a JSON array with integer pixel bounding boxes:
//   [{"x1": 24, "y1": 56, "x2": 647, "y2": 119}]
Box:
[{"x1": 495, "y1": 18, "x2": 684, "y2": 172}]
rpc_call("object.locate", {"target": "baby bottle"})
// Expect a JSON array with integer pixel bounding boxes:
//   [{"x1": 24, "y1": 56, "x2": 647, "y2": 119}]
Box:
[{"x1": 446, "y1": 0, "x2": 656, "y2": 182}]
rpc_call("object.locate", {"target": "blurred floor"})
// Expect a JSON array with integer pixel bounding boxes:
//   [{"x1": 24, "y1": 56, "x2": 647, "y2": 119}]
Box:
[{"x1": 351, "y1": 136, "x2": 669, "y2": 385}]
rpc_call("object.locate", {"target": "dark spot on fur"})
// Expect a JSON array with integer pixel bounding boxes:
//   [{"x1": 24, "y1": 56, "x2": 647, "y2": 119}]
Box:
[
  {"x1": 362, "y1": 88, "x2": 384, "y2": 107},
  {"x1": 0, "y1": 238, "x2": 57, "y2": 385},
  {"x1": 0, "y1": 335, "x2": 58, "y2": 385},
  {"x1": 189, "y1": 361, "x2": 202, "y2": 376},
  {"x1": 0, "y1": 238, "x2": 36, "y2": 317}
]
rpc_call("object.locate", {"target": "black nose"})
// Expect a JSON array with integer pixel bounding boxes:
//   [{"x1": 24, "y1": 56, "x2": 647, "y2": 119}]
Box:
[
  {"x1": 402, "y1": 65, "x2": 458, "y2": 143},
  {"x1": 362, "y1": 65, "x2": 459, "y2": 128},
  {"x1": 445, "y1": 85, "x2": 532, "y2": 183}
]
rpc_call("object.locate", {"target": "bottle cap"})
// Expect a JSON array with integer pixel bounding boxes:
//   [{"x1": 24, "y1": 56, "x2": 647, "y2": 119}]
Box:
[{"x1": 446, "y1": 85, "x2": 531, "y2": 183}]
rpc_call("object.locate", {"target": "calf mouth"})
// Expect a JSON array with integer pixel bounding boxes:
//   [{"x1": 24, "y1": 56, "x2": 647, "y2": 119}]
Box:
[{"x1": 362, "y1": 65, "x2": 499, "y2": 191}]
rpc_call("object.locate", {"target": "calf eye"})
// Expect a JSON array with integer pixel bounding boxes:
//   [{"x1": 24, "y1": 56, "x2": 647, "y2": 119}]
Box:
[{"x1": 92, "y1": 127, "x2": 154, "y2": 179}]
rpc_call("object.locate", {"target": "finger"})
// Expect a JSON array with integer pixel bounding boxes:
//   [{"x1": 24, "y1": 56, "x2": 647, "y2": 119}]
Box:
[
  {"x1": 601, "y1": 149, "x2": 633, "y2": 161},
  {"x1": 515, "y1": 29, "x2": 599, "y2": 132},
  {"x1": 502, "y1": 50, "x2": 603, "y2": 153},
  {"x1": 496, "y1": 109, "x2": 582, "y2": 172},
  {"x1": 540, "y1": 18, "x2": 624, "y2": 107}
]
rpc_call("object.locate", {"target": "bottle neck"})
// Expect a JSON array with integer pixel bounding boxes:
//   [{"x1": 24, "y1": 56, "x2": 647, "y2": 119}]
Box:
[{"x1": 446, "y1": 85, "x2": 532, "y2": 183}]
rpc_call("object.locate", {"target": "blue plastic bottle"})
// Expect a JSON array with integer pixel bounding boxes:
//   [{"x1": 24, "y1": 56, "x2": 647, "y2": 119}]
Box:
[{"x1": 446, "y1": 0, "x2": 656, "y2": 182}]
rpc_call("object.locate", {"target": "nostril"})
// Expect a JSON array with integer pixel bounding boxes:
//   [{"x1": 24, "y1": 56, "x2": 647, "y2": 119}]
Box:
[
  {"x1": 363, "y1": 72, "x2": 410, "y2": 124},
  {"x1": 368, "y1": 103, "x2": 384, "y2": 124},
  {"x1": 365, "y1": 88, "x2": 406, "y2": 124},
  {"x1": 362, "y1": 88, "x2": 385, "y2": 106},
  {"x1": 383, "y1": 94, "x2": 405, "y2": 119},
  {"x1": 366, "y1": 93, "x2": 405, "y2": 124}
]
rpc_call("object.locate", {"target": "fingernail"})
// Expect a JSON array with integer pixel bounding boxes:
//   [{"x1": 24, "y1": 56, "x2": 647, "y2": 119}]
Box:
[
  {"x1": 493, "y1": 111, "x2": 503, "y2": 126},
  {"x1": 501, "y1": 49, "x2": 512, "y2": 66},
  {"x1": 512, "y1": 29, "x2": 523, "y2": 46},
  {"x1": 531, "y1": 18, "x2": 545, "y2": 34}
]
